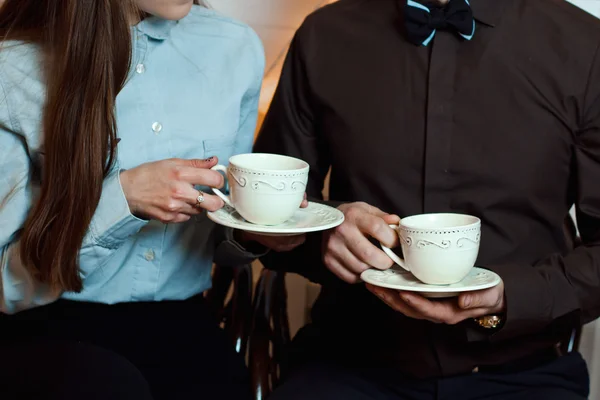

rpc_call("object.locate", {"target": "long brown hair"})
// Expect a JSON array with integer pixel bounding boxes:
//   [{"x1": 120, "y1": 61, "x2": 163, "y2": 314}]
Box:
[{"x1": 0, "y1": 0, "x2": 134, "y2": 292}]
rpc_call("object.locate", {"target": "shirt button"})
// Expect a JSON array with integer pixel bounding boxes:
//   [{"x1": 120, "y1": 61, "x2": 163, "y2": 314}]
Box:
[
  {"x1": 135, "y1": 63, "x2": 146, "y2": 74},
  {"x1": 152, "y1": 122, "x2": 162, "y2": 134},
  {"x1": 144, "y1": 249, "x2": 155, "y2": 261},
  {"x1": 472, "y1": 366, "x2": 479, "y2": 373}
]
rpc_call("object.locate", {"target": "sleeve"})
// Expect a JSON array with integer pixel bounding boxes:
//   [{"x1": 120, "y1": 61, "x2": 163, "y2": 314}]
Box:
[
  {"x1": 476, "y1": 42, "x2": 600, "y2": 342},
  {"x1": 253, "y1": 27, "x2": 331, "y2": 199},
  {"x1": 252, "y1": 26, "x2": 339, "y2": 284},
  {"x1": 0, "y1": 119, "x2": 61, "y2": 314},
  {"x1": 213, "y1": 26, "x2": 269, "y2": 266},
  {"x1": 81, "y1": 170, "x2": 147, "y2": 250},
  {"x1": 0, "y1": 85, "x2": 145, "y2": 315}
]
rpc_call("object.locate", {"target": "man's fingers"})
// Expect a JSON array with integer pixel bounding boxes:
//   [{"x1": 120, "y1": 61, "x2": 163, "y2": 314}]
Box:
[
  {"x1": 344, "y1": 228, "x2": 396, "y2": 269},
  {"x1": 366, "y1": 285, "x2": 504, "y2": 325},
  {"x1": 354, "y1": 212, "x2": 399, "y2": 248},
  {"x1": 363, "y1": 204, "x2": 401, "y2": 225},
  {"x1": 399, "y1": 292, "x2": 479, "y2": 325},
  {"x1": 458, "y1": 284, "x2": 504, "y2": 311},
  {"x1": 268, "y1": 235, "x2": 307, "y2": 252},
  {"x1": 300, "y1": 193, "x2": 309, "y2": 208},
  {"x1": 382, "y1": 214, "x2": 401, "y2": 225},
  {"x1": 332, "y1": 242, "x2": 373, "y2": 275},
  {"x1": 323, "y1": 252, "x2": 362, "y2": 284},
  {"x1": 366, "y1": 285, "x2": 430, "y2": 321}
]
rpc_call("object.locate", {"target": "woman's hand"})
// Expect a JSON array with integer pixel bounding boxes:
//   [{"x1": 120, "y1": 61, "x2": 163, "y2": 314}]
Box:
[{"x1": 120, "y1": 157, "x2": 225, "y2": 223}]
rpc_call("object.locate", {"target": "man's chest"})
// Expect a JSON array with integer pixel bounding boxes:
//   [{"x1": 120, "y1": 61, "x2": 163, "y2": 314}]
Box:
[{"x1": 312, "y1": 28, "x2": 583, "y2": 203}]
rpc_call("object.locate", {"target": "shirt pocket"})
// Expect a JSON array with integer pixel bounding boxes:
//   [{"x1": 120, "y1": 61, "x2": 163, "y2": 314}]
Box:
[
  {"x1": 200, "y1": 134, "x2": 238, "y2": 194},
  {"x1": 203, "y1": 135, "x2": 237, "y2": 166}
]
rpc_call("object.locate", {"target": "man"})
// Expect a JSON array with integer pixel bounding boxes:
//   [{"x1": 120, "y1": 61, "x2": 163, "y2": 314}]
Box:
[{"x1": 254, "y1": 0, "x2": 600, "y2": 398}]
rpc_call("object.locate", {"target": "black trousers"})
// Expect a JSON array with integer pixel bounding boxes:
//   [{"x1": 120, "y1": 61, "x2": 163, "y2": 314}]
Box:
[
  {"x1": 270, "y1": 352, "x2": 590, "y2": 400},
  {"x1": 0, "y1": 295, "x2": 252, "y2": 400}
]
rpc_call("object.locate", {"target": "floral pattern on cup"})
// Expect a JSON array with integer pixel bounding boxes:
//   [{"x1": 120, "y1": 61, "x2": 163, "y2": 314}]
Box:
[
  {"x1": 401, "y1": 231, "x2": 481, "y2": 250},
  {"x1": 229, "y1": 167, "x2": 307, "y2": 194}
]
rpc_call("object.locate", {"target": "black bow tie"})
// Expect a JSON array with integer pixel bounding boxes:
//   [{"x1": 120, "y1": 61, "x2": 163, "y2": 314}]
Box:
[{"x1": 404, "y1": 0, "x2": 475, "y2": 46}]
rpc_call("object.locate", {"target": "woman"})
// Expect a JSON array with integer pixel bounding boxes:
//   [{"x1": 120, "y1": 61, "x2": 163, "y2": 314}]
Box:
[{"x1": 0, "y1": 1, "x2": 304, "y2": 399}]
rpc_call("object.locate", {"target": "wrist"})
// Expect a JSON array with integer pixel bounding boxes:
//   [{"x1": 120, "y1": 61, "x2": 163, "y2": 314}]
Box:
[
  {"x1": 233, "y1": 229, "x2": 250, "y2": 245},
  {"x1": 119, "y1": 170, "x2": 132, "y2": 201},
  {"x1": 475, "y1": 289, "x2": 506, "y2": 329},
  {"x1": 119, "y1": 170, "x2": 144, "y2": 219},
  {"x1": 491, "y1": 294, "x2": 506, "y2": 315},
  {"x1": 493, "y1": 283, "x2": 507, "y2": 314},
  {"x1": 233, "y1": 230, "x2": 268, "y2": 254}
]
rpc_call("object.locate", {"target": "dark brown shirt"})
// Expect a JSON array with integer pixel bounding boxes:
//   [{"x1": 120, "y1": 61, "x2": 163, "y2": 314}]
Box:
[{"x1": 254, "y1": 0, "x2": 600, "y2": 378}]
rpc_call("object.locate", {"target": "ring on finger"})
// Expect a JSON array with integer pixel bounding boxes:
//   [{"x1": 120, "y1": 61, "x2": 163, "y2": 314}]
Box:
[{"x1": 196, "y1": 191, "x2": 205, "y2": 208}]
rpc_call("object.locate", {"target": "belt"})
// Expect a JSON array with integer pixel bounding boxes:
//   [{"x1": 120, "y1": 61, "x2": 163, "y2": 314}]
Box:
[{"x1": 474, "y1": 347, "x2": 560, "y2": 375}]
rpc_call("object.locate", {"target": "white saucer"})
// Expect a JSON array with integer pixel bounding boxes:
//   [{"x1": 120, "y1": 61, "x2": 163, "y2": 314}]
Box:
[
  {"x1": 361, "y1": 267, "x2": 501, "y2": 298},
  {"x1": 207, "y1": 202, "x2": 345, "y2": 236}
]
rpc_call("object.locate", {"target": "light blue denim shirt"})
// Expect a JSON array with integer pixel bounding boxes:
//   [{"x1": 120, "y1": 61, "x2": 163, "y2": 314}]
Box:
[{"x1": 0, "y1": 6, "x2": 265, "y2": 313}]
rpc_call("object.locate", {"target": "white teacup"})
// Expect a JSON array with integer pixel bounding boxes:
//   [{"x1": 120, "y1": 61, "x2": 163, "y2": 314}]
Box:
[
  {"x1": 211, "y1": 153, "x2": 309, "y2": 225},
  {"x1": 380, "y1": 213, "x2": 481, "y2": 285}
]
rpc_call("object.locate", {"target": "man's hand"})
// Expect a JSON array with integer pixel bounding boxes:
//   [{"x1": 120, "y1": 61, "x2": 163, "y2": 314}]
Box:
[
  {"x1": 323, "y1": 202, "x2": 401, "y2": 283},
  {"x1": 235, "y1": 194, "x2": 309, "y2": 252},
  {"x1": 366, "y1": 281, "x2": 506, "y2": 325}
]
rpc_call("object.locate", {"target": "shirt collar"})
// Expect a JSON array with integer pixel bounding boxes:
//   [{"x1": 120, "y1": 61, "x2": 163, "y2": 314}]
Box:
[
  {"x1": 136, "y1": 16, "x2": 177, "y2": 40},
  {"x1": 469, "y1": 0, "x2": 510, "y2": 27}
]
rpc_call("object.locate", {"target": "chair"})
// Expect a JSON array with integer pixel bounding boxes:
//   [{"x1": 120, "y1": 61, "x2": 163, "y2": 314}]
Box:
[
  {"x1": 558, "y1": 214, "x2": 583, "y2": 355},
  {"x1": 247, "y1": 269, "x2": 290, "y2": 400},
  {"x1": 247, "y1": 215, "x2": 584, "y2": 398},
  {"x1": 205, "y1": 264, "x2": 254, "y2": 355}
]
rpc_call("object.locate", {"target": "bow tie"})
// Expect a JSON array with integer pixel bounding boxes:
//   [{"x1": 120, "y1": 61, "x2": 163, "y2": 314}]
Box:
[{"x1": 405, "y1": 0, "x2": 475, "y2": 46}]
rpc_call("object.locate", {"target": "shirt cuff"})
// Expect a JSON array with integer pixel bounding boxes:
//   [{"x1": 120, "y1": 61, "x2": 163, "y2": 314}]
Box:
[
  {"x1": 479, "y1": 263, "x2": 579, "y2": 342},
  {"x1": 86, "y1": 171, "x2": 148, "y2": 249},
  {"x1": 1, "y1": 245, "x2": 62, "y2": 314},
  {"x1": 213, "y1": 228, "x2": 269, "y2": 266}
]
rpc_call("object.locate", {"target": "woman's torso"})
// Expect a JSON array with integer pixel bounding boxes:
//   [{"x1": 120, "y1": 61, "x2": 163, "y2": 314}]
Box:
[{"x1": 0, "y1": 6, "x2": 264, "y2": 305}]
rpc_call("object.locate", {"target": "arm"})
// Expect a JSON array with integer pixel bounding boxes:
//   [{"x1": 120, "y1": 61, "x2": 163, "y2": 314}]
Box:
[
  {"x1": 254, "y1": 29, "x2": 331, "y2": 201},
  {"x1": 0, "y1": 123, "x2": 60, "y2": 314},
  {"x1": 81, "y1": 171, "x2": 147, "y2": 251},
  {"x1": 368, "y1": 42, "x2": 600, "y2": 341},
  {"x1": 483, "y1": 42, "x2": 600, "y2": 342},
  {"x1": 0, "y1": 85, "x2": 146, "y2": 315},
  {"x1": 252, "y1": 29, "x2": 335, "y2": 283},
  {"x1": 213, "y1": 27, "x2": 270, "y2": 266}
]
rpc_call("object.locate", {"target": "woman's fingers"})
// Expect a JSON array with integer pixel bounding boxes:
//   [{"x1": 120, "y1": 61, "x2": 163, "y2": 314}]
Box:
[
  {"x1": 171, "y1": 183, "x2": 224, "y2": 212},
  {"x1": 175, "y1": 165, "x2": 224, "y2": 189}
]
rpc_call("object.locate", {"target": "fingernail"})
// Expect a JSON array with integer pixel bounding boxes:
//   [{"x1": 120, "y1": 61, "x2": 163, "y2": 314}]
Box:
[
  {"x1": 379, "y1": 293, "x2": 387, "y2": 301},
  {"x1": 462, "y1": 296, "x2": 471, "y2": 308},
  {"x1": 400, "y1": 293, "x2": 411, "y2": 304},
  {"x1": 204, "y1": 156, "x2": 214, "y2": 162}
]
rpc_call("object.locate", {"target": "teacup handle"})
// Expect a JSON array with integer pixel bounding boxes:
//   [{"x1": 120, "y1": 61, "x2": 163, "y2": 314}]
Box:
[
  {"x1": 210, "y1": 165, "x2": 234, "y2": 208},
  {"x1": 380, "y1": 224, "x2": 410, "y2": 273}
]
